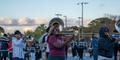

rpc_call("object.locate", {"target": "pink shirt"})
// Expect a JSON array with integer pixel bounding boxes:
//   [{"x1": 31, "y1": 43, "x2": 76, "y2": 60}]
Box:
[{"x1": 48, "y1": 35, "x2": 65, "y2": 56}]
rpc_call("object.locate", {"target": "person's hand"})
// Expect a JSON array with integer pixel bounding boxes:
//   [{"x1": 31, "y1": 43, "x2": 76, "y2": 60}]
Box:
[{"x1": 105, "y1": 32, "x2": 110, "y2": 36}]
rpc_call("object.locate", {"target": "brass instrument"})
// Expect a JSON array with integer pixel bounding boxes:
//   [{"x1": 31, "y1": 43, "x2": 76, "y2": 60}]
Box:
[
  {"x1": 111, "y1": 19, "x2": 120, "y2": 42},
  {"x1": 49, "y1": 17, "x2": 64, "y2": 28},
  {"x1": 49, "y1": 17, "x2": 78, "y2": 35},
  {"x1": 115, "y1": 19, "x2": 120, "y2": 33}
]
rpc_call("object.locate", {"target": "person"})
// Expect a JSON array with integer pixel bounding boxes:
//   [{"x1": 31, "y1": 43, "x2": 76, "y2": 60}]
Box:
[
  {"x1": 88, "y1": 46, "x2": 93, "y2": 58},
  {"x1": 24, "y1": 41, "x2": 30, "y2": 60},
  {"x1": 29, "y1": 36, "x2": 36, "y2": 60},
  {"x1": 112, "y1": 30, "x2": 120, "y2": 60},
  {"x1": 47, "y1": 18, "x2": 74, "y2": 60},
  {"x1": 76, "y1": 38, "x2": 86, "y2": 60},
  {"x1": 42, "y1": 26, "x2": 50, "y2": 60},
  {"x1": 25, "y1": 35, "x2": 36, "y2": 60},
  {"x1": 0, "y1": 29, "x2": 5, "y2": 60},
  {"x1": 8, "y1": 38, "x2": 13, "y2": 60},
  {"x1": 8, "y1": 34, "x2": 13, "y2": 60},
  {"x1": 12, "y1": 30, "x2": 25, "y2": 60},
  {"x1": 65, "y1": 42, "x2": 69, "y2": 59},
  {"x1": 0, "y1": 34, "x2": 9, "y2": 60},
  {"x1": 98, "y1": 21, "x2": 114, "y2": 60},
  {"x1": 35, "y1": 41, "x2": 41, "y2": 60},
  {"x1": 71, "y1": 40, "x2": 77, "y2": 57},
  {"x1": 71, "y1": 36, "x2": 84, "y2": 59},
  {"x1": 91, "y1": 33, "x2": 99, "y2": 60}
]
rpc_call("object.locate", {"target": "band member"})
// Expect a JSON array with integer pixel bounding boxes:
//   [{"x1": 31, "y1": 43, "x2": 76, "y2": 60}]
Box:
[
  {"x1": 91, "y1": 33, "x2": 99, "y2": 60},
  {"x1": 42, "y1": 26, "x2": 50, "y2": 60},
  {"x1": 25, "y1": 35, "x2": 36, "y2": 60},
  {"x1": 76, "y1": 38, "x2": 86, "y2": 60},
  {"x1": 47, "y1": 18, "x2": 74, "y2": 60},
  {"x1": 98, "y1": 21, "x2": 114, "y2": 60},
  {"x1": 0, "y1": 34, "x2": 9, "y2": 60},
  {"x1": 112, "y1": 30, "x2": 120, "y2": 60},
  {"x1": 12, "y1": 30, "x2": 25, "y2": 60},
  {"x1": 35, "y1": 41, "x2": 41, "y2": 60}
]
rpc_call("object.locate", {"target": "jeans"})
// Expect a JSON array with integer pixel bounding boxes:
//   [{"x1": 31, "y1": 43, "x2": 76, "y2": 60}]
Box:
[{"x1": 93, "y1": 48, "x2": 98, "y2": 60}]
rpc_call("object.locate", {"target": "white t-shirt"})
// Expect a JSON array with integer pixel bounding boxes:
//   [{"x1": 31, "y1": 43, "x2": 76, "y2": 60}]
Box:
[{"x1": 12, "y1": 37, "x2": 25, "y2": 58}]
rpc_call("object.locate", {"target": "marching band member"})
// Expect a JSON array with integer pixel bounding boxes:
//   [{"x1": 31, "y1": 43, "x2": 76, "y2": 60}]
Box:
[
  {"x1": 42, "y1": 26, "x2": 50, "y2": 60},
  {"x1": 12, "y1": 30, "x2": 25, "y2": 60},
  {"x1": 0, "y1": 34, "x2": 9, "y2": 60},
  {"x1": 47, "y1": 18, "x2": 74, "y2": 60},
  {"x1": 25, "y1": 35, "x2": 36, "y2": 60}
]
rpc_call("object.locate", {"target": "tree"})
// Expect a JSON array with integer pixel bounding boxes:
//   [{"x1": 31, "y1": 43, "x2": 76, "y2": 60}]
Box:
[
  {"x1": 33, "y1": 24, "x2": 46, "y2": 41},
  {"x1": 24, "y1": 30, "x2": 33, "y2": 36},
  {"x1": 0, "y1": 26, "x2": 4, "y2": 37},
  {"x1": 88, "y1": 17, "x2": 112, "y2": 33},
  {"x1": 0, "y1": 26, "x2": 4, "y2": 33}
]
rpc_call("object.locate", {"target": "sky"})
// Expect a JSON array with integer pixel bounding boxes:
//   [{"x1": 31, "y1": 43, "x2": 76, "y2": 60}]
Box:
[
  {"x1": 0, "y1": 0, "x2": 120, "y2": 19},
  {"x1": 0, "y1": 0, "x2": 120, "y2": 32}
]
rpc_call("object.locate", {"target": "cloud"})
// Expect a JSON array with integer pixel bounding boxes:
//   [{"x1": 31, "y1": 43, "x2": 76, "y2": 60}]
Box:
[
  {"x1": 0, "y1": 17, "x2": 48, "y2": 26},
  {"x1": 0, "y1": 17, "x2": 92, "y2": 27},
  {"x1": 0, "y1": 17, "x2": 49, "y2": 33},
  {"x1": 0, "y1": 17, "x2": 12, "y2": 25},
  {"x1": 0, "y1": 17, "x2": 92, "y2": 33},
  {"x1": 18, "y1": 17, "x2": 29, "y2": 25},
  {"x1": 34, "y1": 17, "x2": 48, "y2": 24}
]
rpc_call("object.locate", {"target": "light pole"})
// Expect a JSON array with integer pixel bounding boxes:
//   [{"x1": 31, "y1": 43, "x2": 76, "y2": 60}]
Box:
[
  {"x1": 78, "y1": 17, "x2": 81, "y2": 40},
  {"x1": 55, "y1": 14, "x2": 62, "y2": 17},
  {"x1": 77, "y1": 2, "x2": 88, "y2": 39}
]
